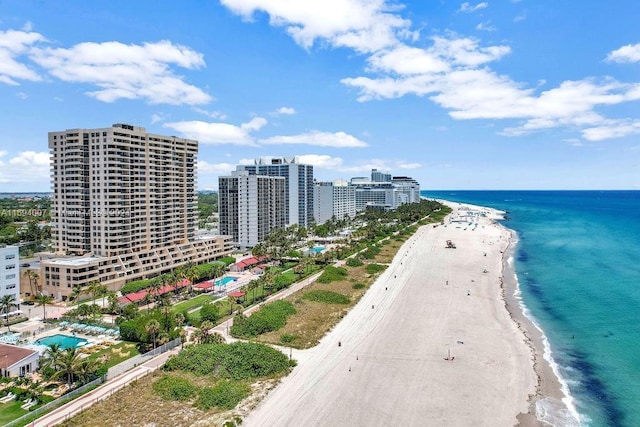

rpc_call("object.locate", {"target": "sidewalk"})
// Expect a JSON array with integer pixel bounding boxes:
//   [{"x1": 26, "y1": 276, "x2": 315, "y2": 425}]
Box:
[{"x1": 31, "y1": 347, "x2": 180, "y2": 427}]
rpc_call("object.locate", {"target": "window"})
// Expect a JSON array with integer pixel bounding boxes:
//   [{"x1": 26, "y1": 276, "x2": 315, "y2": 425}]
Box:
[
  {"x1": 4, "y1": 254, "x2": 15, "y2": 260},
  {"x1": 6, "y1": 274, "x2": 15, "y2": 280},
  {"x1": 5, "y1": 264, "x2": 15, "y2": 270}
]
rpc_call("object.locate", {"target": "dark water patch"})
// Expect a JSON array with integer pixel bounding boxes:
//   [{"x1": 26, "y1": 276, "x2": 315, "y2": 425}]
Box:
[
  {"x1": 522, "y1": 277, "x2": 565, "y2": 323},
  {"x1": 564, "y1": 349, "x2": 625, "y2": 426}
]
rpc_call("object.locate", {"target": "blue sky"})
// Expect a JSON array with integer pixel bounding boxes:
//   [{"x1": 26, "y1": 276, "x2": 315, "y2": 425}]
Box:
[{"x1": 1, "y1": 0, "x2": 639, "y2": 191}]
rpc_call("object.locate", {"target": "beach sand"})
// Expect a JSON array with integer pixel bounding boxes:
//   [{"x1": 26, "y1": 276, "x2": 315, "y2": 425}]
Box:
[{"x1": 243, "y1": 202, "x2": 540, "y2": 426}]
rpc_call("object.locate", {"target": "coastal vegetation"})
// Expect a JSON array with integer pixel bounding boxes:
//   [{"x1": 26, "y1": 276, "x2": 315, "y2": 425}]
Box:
[
  {"x1": 230, "y1": 300, "x2": 296, "y2": 338},
  {"x1": 302, "y1": 290, "x2": 350, "y2": 305},
  {"x1": 61, "y1": 342, "x2": 293, "y2": 426}
]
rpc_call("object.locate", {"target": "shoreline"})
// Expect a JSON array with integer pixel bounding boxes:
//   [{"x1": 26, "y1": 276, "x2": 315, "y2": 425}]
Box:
[
  {"x1": 501, "y1": 229, "x2": 580, "y2": 426},
  {"x1": 244, "y1": 200, "x2": 542, "y2": 426},
  {"x1": 436, "y1": 198, "x2": 579, "y2": 426}
]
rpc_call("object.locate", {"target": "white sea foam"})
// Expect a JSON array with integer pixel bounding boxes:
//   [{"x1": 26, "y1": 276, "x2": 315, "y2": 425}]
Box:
[{"x1": 511, "y1": 270, "x2": 582, "y2": 426}]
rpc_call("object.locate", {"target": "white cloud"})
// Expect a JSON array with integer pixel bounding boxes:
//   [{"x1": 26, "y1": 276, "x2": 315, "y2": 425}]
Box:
[
  {"x1": 476, "y1": 21, "x2": 496, "y2": 32},
  {"x1": 151, "y1": 113, "x2": 169, "y2": 124},
  {"x1": 259, "y1": 130, "x2": 368, "y2": 147},
  {"x1": 0, "y1": 29, "x2": 45, "y2": 85},
  {"x1": 30, "y1": 40, "x2": 212, "y2": 105},
  {"x1": 459, "y1": 2, "x2": 489, "y2": 13},
  {"x1": 0, "y1": 151, "x2": 50, "y2": 184},
  {"x1": 513, "y1": 13, "x2": 526, "y2": 23},
  {"x1": 297, "y1": 154, "x2": 345, "y2": 169},
  {"x1": 197, "y1": 160, "x2": 237, "y2": 175},
  {"x1": 581, "y1": 120, "x2": 640, "y2": 141},
  {"x1": 220, "y1": 0, "x2": 412, "y2": 53},
  {"x1": 193, "y1": 107, "x2": 227, "y2": 120},
  {"x1": 273, "y1": 106, "x2": 296, "y2": 115},
  {"x1": 397, "y1": 162, "x2": 421, "y2": 169},
  {"x1": 606, "y1": 43, "x2": 640, "y2": 63},
  {"x1": 16, "y1": 92, "x2": 28, "y2": 99},
  {"x1": 163, "y1": 117, "x2": 267, "y2": 146}
]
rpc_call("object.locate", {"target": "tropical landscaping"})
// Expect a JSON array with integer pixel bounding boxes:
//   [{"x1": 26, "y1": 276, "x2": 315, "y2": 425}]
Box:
[{"x1": 46, "y1": 199, "x2": 450, "y2": 425}]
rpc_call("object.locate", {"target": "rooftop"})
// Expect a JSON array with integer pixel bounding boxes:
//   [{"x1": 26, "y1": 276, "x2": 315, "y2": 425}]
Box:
[{"x1": 0, "y1": 343, "x2": 38, "y2": 369}]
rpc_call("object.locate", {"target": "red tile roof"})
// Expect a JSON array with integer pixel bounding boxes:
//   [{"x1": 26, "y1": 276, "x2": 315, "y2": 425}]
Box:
[
  {"x1": 228, "y1": 291, "x2": 246, "y2": 298},
  {"x1": 0, "y1": 343, "x2": 38, "y2": 369},
  {"x1": 118, "y1": 278, "x2": 191, "y2": 304},
  {"x1": 232, "y1": 255, "x2": 269, "y2": 270}
]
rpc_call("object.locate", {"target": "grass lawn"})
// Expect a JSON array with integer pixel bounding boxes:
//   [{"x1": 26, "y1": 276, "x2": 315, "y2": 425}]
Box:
[
  {"x1": 172, "y1": 295, "x2": 215, "y2": 314},
  {"x1": 0, "y1": 399, "x2": 28, "y2": 425},
  {"x1": 87, "y1": 342, "x2": 140, "y2": 369}
]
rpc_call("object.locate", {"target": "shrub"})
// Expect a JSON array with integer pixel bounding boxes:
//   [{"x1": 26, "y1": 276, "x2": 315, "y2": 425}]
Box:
[
  {"x1": 163, "y1": 341, "x2": 295, "y2": 379},
  {"x1": 196, "y1": 380, "x2": 250, "y2": 410},
  {"x1": 365, "y1": 263, "x2": 387, "y2": 274},
  {"x1": 152, "y1": 375, "x2": 197, "y2": 401},
  {"x1": 303, "y1": 290, "x2": 350, "y2": 305},
  {"x1": 199, "y1": 302, "x2": 220, "y2": 323},
  {"x1": 317, "y1": 266, "x2": 348, "y2": 283},
  {"x1": 345, "y1": 257, "x2": 363, "y2": 267},
  {"x1": 280, "y1": 334, "x2": 296, "y2": 344},
  {"x1": 120, "y1": 278, "x2": 153, "y2": 294},
  {"x1": 273, "y1": 272, "x2": 299, "y2": 289},
  {"x1": 230, "y1": 300, "x2": 296, "y2": 338},
  {"x1": 352, "y1": 283, "x2": 365, "y2": 290}
]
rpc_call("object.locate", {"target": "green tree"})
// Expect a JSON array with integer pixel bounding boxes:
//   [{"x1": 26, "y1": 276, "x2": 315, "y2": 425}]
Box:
[
  {"x1": 199, "y1": 302, "x2": 219, "y2": 323},
  {"x1": 51, "y1": 348, "x2": 83, "y2": 385},
  {"x1": 146, "y1": 319, "x2": 161, "y2": 350},
  {"x1": 35, "y1": 294, "x2": 54, "y2": 322},
  {"x1": 0, "y1": 294, "x2": 18, "y2": 332}
]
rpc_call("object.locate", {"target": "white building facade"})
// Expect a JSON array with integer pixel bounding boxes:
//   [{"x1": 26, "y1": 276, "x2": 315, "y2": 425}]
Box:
[
  {"x1": 0, "y1": 245, "x2": 20, "y2": 310},
  {"x1": 313, "y1": 180, "x2": 356, "y2": 225},
  {"x1": 219, "y1": 170, "x2": 286, "y2": 248},
  {"x1": 237, "y1": 157, "x2": 314, "y2": 227}
]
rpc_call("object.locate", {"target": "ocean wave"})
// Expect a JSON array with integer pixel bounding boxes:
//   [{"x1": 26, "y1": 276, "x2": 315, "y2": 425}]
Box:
[{"x1": 512, "y1": 265, "x2": 582, "y2": 426}]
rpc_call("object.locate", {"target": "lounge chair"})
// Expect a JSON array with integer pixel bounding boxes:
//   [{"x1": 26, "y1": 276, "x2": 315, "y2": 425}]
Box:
[
  {"x1": 21, "y1": 398, "x2": 36, "y2": 410},
  {"x1": 0, "y1": 392, "x2": 15, "y2": 403}
]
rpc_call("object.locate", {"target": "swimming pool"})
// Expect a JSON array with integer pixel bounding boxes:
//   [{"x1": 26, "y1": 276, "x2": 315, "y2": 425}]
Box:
[
  {"x1": 215, "y1": 276, "x2": 236, "y2": 286},
  {"x1": 35, "y1": 334, "x2": 89, "y2": 350},
  {"x1": 309, "y1": 246, "x2": 325, "y2": 253}
]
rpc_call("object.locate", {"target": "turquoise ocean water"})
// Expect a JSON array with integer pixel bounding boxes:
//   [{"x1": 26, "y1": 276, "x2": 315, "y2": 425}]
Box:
[{"x1": 422, "y1": 191, "x2": 640, "y2": 427}]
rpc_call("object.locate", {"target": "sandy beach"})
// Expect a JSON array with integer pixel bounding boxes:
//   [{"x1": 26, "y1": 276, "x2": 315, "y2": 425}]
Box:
[{"x1": 244, "y1": 202, "x2": 541, "y2": 426}]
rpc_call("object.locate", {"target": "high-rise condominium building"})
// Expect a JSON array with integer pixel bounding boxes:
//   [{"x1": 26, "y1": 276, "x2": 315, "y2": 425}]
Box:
[
  {"x1": 351, "y1": 169, "x2": 421, "y2": 211},
  {"x1": 42, "y1": 124, "x2": 233, "y2": 300},
  {"x1": 237, "y1": 157, "x2": 314, "y2": 227},
  {"x1": 219, "y1": 170, "x2": 286, "y2": 248},
  {"x1": 313, "y1": 180, "x2": 356, "y2": 225},
  {"x1": 0, "y1": 245, "x2": 20, "y2": 311}
]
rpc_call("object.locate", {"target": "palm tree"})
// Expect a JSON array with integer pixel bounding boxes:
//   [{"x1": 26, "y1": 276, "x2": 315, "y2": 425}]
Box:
[
  {"x1": 97, "y1": 284, "x2": 109, "y2": 309},
  {"x1": 52, "y1": 348, "x2": 83, "y2": 385},
  {"x1": 0, "y1": 294, "x2": 18, "y2": 332},
  {"x1": 148, "y1": 277, "x2": 163, "y2": 304},
  {"x1": 174, "y1": 312, "x2": 185, "y2": 328},
  {"x1": 86, "y1": 281, "x2": 102, "y2": 303},
  {"x1": 40, "y1": 343, "x2": 63, "y2": 372},
  {"x1": 186, "y1": 262, "x2": 199, "y2": 295},
  {"x1": 145, "y1": 319, "x2": 161, "y2": 350},
  {"x1": 197, "y1": 320, "x2": 214, "y2": 344},
  {"x1": 77, "y1": 357, "x2": 101, "y2": 384},
  {"x1": 23, "y1": 270, "x2": 37, "y2": 298},
  {"x1": 35, "y1": 294, "x2": 54, "y2": 322},
  {"x1": 69, "y1": 284, "x2": 84, "y2": 304}
]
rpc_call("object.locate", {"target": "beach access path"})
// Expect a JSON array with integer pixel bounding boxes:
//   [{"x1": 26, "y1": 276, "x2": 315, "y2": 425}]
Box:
[{"x1": 244, "y1": 203, "x2": 537, "y2": 427}]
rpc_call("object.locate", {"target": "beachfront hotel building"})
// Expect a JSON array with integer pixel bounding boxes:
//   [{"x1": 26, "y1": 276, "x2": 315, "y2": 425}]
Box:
[
  {"x1": 0, "y1": 245, "x2": 20, "y2": 315},
  {"x1": 236, "y1": 157, "x2": 314, "y2": 227},
  {"x1": 40, "y1": 124, "x2": 233, "y2": 300},
  {"x1": 350, "y1": 170, "x2": 421, "y2": 211},
  {"x1": 218, "y1": 170, "x2": 286, "y2": 249},
  {"x1": 313, "y1": 180, "x2": 356, "y2": 225}
]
